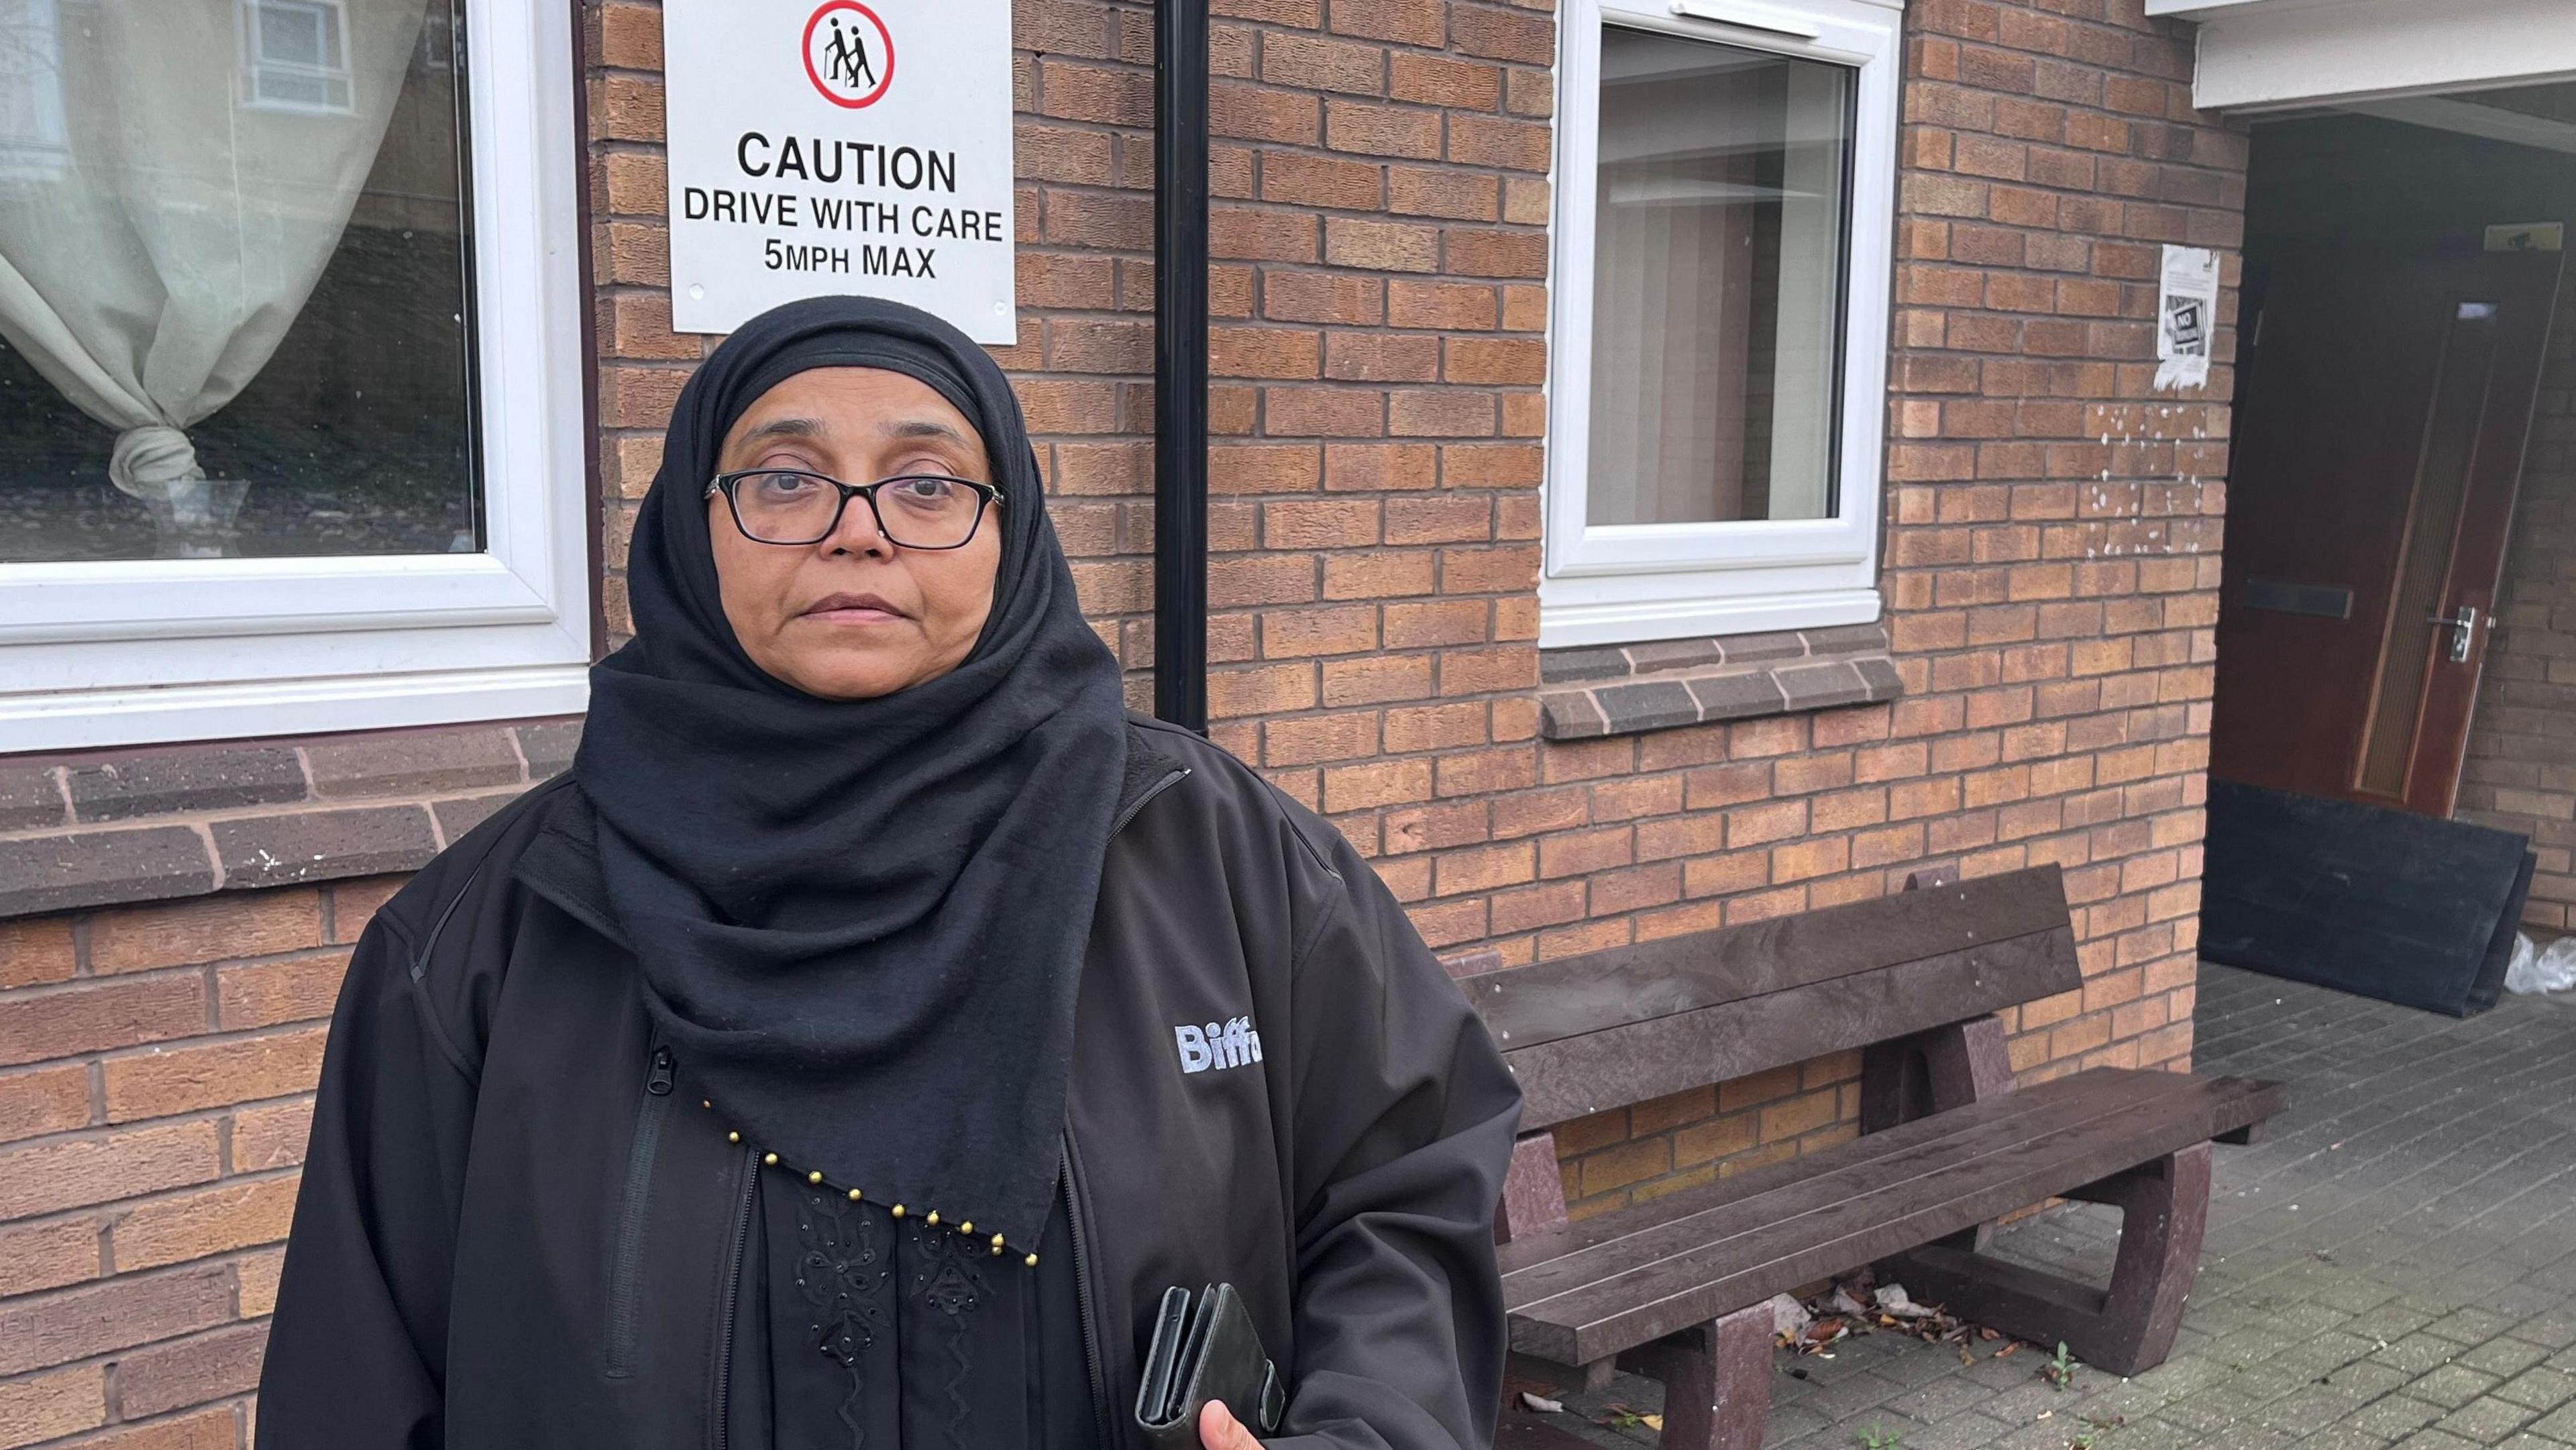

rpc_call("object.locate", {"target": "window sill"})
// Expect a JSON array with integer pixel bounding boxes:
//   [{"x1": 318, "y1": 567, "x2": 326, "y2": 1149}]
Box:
[
  {"x1": 1536, "y1": 623, "x2": 1902, "y2": 740},
  {"x1": 0, "y1": 718, "x2": 580, "y2": 917}
]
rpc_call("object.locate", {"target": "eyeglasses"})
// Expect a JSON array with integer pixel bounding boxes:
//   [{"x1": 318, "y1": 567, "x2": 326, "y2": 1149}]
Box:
[{"x1": 705, "y1": 470, "x2": 1002, "y2": 549}]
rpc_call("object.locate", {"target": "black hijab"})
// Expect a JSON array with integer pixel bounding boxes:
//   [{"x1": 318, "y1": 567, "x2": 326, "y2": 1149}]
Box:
[{"x1": 568, "y1": 295, "x2": 1129, "y2": 1252}]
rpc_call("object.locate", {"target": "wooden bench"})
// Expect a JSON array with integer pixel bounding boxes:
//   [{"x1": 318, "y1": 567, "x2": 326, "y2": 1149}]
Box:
[{"x1": 1470, "y1": 864, "x2": 2284, "y2": 1450}]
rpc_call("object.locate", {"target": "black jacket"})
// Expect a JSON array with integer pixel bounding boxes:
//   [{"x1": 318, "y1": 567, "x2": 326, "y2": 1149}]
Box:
[{"x1": 256, "y1": 716, "x2": 1521, "y2": 1450}]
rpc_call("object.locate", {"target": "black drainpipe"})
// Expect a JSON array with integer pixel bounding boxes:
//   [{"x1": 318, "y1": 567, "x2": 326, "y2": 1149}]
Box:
[{"x1": 1152, "y1": 0, "x2": 1210, "y2": 731}]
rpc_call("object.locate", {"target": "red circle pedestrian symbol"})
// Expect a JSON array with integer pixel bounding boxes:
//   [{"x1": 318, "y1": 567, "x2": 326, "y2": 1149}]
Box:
[{"x1": 803, "y1": 1, "x2": 894, "y2": 109}]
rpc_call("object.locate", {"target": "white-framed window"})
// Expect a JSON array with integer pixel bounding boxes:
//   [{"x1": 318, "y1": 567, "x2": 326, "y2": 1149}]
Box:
[
  {"x1": 1542, "y1": 0, "x2": 1901, "y2": 649},
  {"x1": 242, "y1": 0, "x2": 358, "y2": 114},
  {"x1": 0, "y1": 0, "x2": 591, "y2": 752}
]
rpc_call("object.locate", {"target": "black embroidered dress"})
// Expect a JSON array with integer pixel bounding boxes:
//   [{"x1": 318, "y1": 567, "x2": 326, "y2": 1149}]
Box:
[{"x1": 728, "y1": 1172, "x2": 1101, "y2": 1450}]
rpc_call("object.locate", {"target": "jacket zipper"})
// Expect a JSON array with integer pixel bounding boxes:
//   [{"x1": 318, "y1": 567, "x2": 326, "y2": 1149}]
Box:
[
  {"x1": 1112, "y1": 768, "x2": 1190, "y2": 836},
  {"x1": 1060, "y1": 1135, "x2": 1118, "y2": 1450},
  {"x1": 1060, "y1": 764, "x2": 1186, "y2": 1449},
  {"x1": 605, "y1": 1041, "x2": 677, "y2": 1378},
  {"x1": 712, "y1": 1143, "x2": 756, "y2": 1450}
]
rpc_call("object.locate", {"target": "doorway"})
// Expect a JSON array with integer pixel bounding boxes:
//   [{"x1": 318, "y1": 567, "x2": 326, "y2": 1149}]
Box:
[{"x1": 2202, "y1": 95, "x2": 2576, "y2": 1010}]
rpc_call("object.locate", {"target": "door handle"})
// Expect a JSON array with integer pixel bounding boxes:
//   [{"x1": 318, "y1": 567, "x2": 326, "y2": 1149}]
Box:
[{"x1": 2428, "y1": 605, "x2": 2481, "y2": 664}]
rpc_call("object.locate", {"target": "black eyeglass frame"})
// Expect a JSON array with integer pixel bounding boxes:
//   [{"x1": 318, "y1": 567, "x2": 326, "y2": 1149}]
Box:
[{"x1": 704, "y1": 470, "x2": 1004, "y2": 549}]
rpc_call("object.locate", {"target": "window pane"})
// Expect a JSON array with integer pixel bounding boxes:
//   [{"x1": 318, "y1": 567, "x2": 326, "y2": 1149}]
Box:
[
  {"x1": 1585, "y1": 27, "x2": 1851, "y2": 527},
  {"x1": 257, "y1": 70, "x2": 329, "y2": 107},
  {"x1": 0, "y1": 0, "x2": 476, "y2": 563},
  {"x1": 258, "y1": 3, "x2": 330, "y2": 68}
]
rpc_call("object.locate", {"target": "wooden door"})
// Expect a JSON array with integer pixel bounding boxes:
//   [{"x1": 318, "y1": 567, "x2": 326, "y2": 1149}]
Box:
[{"x1": 2211, "y1": 247, "x2": 2563, "y2": 816}]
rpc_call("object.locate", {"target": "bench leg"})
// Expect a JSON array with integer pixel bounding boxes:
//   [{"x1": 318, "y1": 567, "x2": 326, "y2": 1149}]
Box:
[
  {"x1": 2080, "y1": 1139, "x2": 2212, "y2": 1373},
  {"x1": 1612, "y1": 1302, "x2": 1772, "y2": 1450},
  {"x1": 1497, "y1": 1132, "x2": 1571, "y2": 1243},
  {"x1": 1861, "y1": 1015, "x2": 2012, "y2": 1252},
  {"x1": 1878, "y1": 1140, "x2": 2212, "y2": 1379}
]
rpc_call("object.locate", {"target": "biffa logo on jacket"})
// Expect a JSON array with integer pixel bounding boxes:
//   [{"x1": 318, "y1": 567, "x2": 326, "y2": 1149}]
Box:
[{"x1": 1175, "y1": 1017, "x2": 1263, "y2": 1074}]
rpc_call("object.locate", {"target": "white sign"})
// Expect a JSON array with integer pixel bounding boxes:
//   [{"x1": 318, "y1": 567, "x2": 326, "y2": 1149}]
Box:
[
  {"x1": 662, "y1": 0, "x2": 1016, "y2": 342},
  {"x1": 2153, "y1": 244, "x2": 2219, "y2": 393}
]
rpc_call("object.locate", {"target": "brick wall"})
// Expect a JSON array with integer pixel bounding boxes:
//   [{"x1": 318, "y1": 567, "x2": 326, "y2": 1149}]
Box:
[
  {"x1": 0, "y1": 723, "x2": 569, "y2": 1449},
  {"x1": 2460, "y1": 280, "x2": 2576, "y2": 934},
  {"x1": 0, "y1": 884, "x2": 392, "y2": 1449},
  {"x1": 0, "y1": 0, "x2": 2247, "y2": 1443}
]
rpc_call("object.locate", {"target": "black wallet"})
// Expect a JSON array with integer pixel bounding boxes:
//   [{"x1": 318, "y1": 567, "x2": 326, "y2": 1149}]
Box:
[{"x1": 1133, "y1": 1283, "x2": 1286, "y2": 1447}]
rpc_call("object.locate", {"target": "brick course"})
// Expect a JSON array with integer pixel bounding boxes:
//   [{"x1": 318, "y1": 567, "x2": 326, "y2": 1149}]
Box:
[
  {"x1": 0, "y1": 0, "x2": 2245, "y2": 1442},
  {"x1": 0, "y1": 724, "x2": 578, "y2": 921}
]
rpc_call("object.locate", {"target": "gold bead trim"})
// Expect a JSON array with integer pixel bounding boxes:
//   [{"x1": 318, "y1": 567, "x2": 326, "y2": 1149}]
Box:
[{"x1": 699, "y1": 1098, "x2": 1034, "y2": 1267}]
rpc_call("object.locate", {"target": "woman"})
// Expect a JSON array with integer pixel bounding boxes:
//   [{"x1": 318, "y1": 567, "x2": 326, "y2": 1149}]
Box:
[{"x1": 256, "y1": 297, "x2": 1521, "y2": 1450}]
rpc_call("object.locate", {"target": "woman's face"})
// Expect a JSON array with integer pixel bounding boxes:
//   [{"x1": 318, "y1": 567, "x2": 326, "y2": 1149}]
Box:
[{"x1": 707, "y1": 366, "x2": 1003, "y2": 699}]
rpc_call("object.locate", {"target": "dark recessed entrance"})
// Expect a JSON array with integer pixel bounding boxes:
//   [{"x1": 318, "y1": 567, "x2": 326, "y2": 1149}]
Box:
[{"x1": 2204, "y1": 92, "x2": 2576, "y2": 1013}]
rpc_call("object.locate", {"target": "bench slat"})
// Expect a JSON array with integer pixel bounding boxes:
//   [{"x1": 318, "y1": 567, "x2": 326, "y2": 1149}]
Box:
[
  {"x1": 1500, "y1": 1063, "x2": 2149, "y2": 1280},
  {"x1": 1462, "y1": 865, "x2": 2073, "y2": 1052},
  {"x1": 1505, "y1": 926, "x2": 2076, "y2": 1131},
  {"x1": 1502, "y1": 1066, "x2": 2159, "y2": 1292},
  {"x1": 1503, "y1": 1069, "x2": 2284, "y2": 1365}
]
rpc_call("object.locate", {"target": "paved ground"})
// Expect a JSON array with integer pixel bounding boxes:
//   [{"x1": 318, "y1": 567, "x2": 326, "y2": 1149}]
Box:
[{"x1": 1534, "y1": 963, "x2": 2576, "y2": 1450}]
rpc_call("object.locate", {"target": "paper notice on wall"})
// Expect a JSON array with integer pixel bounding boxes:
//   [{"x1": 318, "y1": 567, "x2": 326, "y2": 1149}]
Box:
[{"x1": 2154, "y1": 244, "x2": 2219, "y2": 392}]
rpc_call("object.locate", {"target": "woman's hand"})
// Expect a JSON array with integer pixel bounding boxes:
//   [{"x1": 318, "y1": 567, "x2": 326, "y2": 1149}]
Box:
[{"x1": 1197, "y1": 1398, "x2": 1263, "y2": 1449}]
